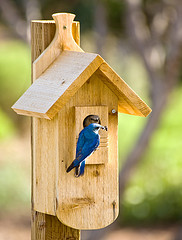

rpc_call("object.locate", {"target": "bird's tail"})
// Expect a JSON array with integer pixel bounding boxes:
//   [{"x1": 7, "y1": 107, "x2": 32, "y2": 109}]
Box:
[
  {"x1": 79, "y1": 160, "x2": 85, "y2": 176},
  {"x1": 75, "y1": 160, "x2": 85, "y2": 177},
  {"x1": 66, "y1": 159, "x2": 79, "y2": 173}
]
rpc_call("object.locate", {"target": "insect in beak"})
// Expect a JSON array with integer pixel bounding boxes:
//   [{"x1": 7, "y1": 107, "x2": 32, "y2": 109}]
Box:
[{"x1": 101, "y1": 126, "x2": 108, "y2": 131}]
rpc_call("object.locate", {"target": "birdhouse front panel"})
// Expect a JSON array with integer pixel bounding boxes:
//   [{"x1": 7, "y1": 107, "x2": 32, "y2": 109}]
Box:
[
  {"x1": 32, "y1": 72, "x2": 119, "y2": 230},
  {"x1": 56, "y1": 73, "x2": 119, "y2": 229}
]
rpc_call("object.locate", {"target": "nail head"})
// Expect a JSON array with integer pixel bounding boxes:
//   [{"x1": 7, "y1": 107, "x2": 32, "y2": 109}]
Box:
[{"x1": 112, "y1": 109, "x2": 116, "y2": 114}]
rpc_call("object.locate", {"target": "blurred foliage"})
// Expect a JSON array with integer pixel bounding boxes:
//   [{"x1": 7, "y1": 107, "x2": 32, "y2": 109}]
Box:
[
  {"x1": 0, "y1": 160, "x2": 30, "y2": 212},
  {"x1": 0, "y1": 41, "x2": 30, "y2": 129},
  {"x1": 0, "y1": 108, "x2": 15, "y2": 140},
  {"x1": 104, "y1": 0, "x2": 125, "y2": 36},
  {"x1": 118, "y1": 86, "x2": 182, "y2": 224},
  {"x1": 1, "y1": 0, "x2": 126, "y2": 35},
  {"x1": 0, "y1": 41, "x2": 30, "y2": 215}
]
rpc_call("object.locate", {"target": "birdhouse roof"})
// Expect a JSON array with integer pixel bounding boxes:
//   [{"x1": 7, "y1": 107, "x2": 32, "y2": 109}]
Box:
[{"x1": 12, "y1": 50, "x2": 151, "y2": 119}]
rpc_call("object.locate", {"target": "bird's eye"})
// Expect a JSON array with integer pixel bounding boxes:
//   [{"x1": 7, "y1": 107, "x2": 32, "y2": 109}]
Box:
[
  {"x1": 91, "y1": 118, "x2": 98, "y2": 122},
  {"x1": 95, "y1": 127, "x2": 100, "y2": 130}
]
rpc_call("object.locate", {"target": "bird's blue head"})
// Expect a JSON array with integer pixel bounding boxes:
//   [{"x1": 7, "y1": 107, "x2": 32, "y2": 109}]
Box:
[{"x1": 87, "y1": 123, "x2": 108, "y2": 133}]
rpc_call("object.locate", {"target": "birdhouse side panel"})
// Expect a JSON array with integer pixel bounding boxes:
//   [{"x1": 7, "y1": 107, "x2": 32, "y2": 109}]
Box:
[
  {"x1": 56, "y1": 73, "x2": 119, "y2": 229},
  {"x1": 33, "y1": 116, "x2": 58, "y2": 216}
]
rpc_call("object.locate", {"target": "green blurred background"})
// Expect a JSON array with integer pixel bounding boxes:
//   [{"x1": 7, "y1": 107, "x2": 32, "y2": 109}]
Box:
[{"x1": 0, "y1": 0, "x2": 182, "y2": 239}]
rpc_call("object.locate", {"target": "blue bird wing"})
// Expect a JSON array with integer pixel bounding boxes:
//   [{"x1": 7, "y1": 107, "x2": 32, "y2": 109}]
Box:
[
  {"x1": 76, "y1": 130, "x2": 100, "y2": 164},
  {"x1": 76, "y1": 129, "x2": 85, "y2": 157},
  {"x1": 66, "y1": 128, "x2": 100, "y2": 174}
]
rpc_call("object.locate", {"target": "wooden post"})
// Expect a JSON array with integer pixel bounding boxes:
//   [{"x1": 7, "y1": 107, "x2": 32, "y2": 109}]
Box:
[{"x1": 31, "y1": 20, "x2": 80, "y2": 240}]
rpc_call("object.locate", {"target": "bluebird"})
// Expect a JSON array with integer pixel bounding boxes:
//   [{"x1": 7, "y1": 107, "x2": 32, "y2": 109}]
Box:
[
  {"x1": 83, "y1": 115, "x2": 101, "y2": 128},
  {"x1": 66, "y1": 123, "x2": 107, "y2": 177}
]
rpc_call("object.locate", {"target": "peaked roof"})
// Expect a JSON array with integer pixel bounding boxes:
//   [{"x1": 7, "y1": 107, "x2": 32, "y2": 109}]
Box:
[{"x1": 12, "y1": 50, "x2": 151, "y2": 119}]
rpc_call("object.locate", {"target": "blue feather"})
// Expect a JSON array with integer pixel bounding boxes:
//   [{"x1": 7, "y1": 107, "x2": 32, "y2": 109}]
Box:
[
  {"x1": 76, "y1": 160, "x2": 85, "y2": 177},
  {"x1": 66, "y1": 123, "x2": 105, "y2": 177}
]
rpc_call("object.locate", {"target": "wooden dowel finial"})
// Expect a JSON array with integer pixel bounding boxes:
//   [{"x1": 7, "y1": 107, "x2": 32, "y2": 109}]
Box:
[
  {"x1": 52, "y1": 13, "x2": 83, "y2": 52},
  {"x1": 33, "y1": 13, "x2": 83, "y2": 80}
]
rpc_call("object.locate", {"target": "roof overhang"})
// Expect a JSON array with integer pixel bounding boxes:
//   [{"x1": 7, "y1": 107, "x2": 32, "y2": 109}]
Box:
[{"x1": 12, "y1": 50, "x2": 151, "y2": 119}]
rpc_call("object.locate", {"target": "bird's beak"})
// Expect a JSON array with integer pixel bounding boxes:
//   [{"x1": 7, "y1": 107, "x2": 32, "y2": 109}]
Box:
[{"x1": 101, "y1": 125, "x2": 108, "y2": 131}]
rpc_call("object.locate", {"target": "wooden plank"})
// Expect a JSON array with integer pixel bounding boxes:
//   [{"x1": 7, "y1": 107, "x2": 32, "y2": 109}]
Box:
[
  {"x1": 72, "y1": 21, "x2": 80, "y2": 46},
  {"x1": 32, "y1": 213, "x2": 80, "y2": 240},
  {"x1": 75, "y1": 106, "x2": 108, "y2": 164},
  {"x1": 32, "y1": 71, "x2": 119, "y2": 230},
  {"x1": 33, "y1": 116, "x2": 58, "y2": 215},
  {"x1": 33, "y1": 13, "x2": 83, "y2": 81},
  {"x1": 97, "y1": 62, "x2": 152, "y2": 117},
  {"x1": 55, "y1": 73, "x2": 119, "y2": 229},
  {"x1": 31, "y1": 20, "x2": 79, "y2": 63},
  {"x1": 31, "y1": 15, "x2": 80, "y2": 240},
  {"x1": 12, "y1": 53, "x2": 151, "y2": 119},
  {"x1": 12, "y1": 51, "x2": 103, "y2": 119}
]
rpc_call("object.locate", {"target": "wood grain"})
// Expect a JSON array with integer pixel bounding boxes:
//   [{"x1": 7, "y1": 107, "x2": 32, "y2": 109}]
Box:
[
  {"x1": 32, "y1": 212, "x2": 80, "y2": 240},
  {"x1": 98, "y1": 62, "x2": 152, "y2": 117},
  {"x1": 32, "y1": 68, "x2": 119, "y2": 230},
  {"x1": 33, "y1": 116, "x2": 58, "y2": 215},
  {"x1": 55, "y1": 73, "x2": 119, "y2": 229},
  {"x1": 12, "y1": 54, "x2": 151, "y2": 119},
  {"x1": 12, "y1": 13, "x2": 151, "y2": 120},
  {"x1": 12, "y1": 52, "x2": 151, "y2": 119},
  {"x1": 12, "y1": 51, "x2": 103, "y2": 119},
  {"x1": 31, "y1": 15, "x2": 80, "y2": 239},
  {"x1": 33, "y1": 13, "x2": 83, "y2": 80}
]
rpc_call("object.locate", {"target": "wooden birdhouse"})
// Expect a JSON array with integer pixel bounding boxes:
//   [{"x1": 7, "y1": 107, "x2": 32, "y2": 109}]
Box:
[{"x1": 12, "y1": 13, "x2": 151, "y2": 230}]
